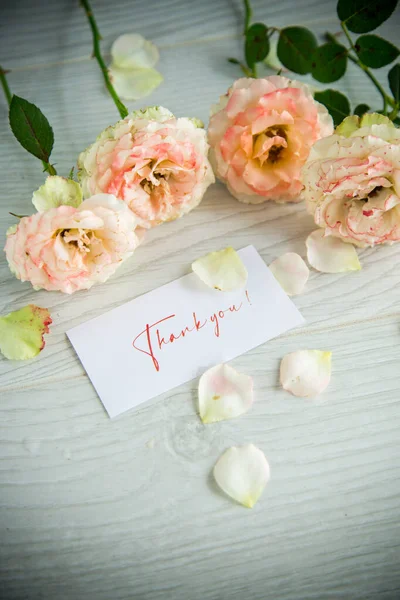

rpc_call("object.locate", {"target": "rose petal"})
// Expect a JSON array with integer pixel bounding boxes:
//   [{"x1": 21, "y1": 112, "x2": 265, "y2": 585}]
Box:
[
  {"x1": 269, "y1": 252, "x2": 309, "y2": 295},
  {"x1": 0, "y1": 305, "x2": 52, "y2": 360},
  {"x1": 213, "y1": 444, "x2": 270, "y2": 508},
  {"x1": 198, "y1": 363, "x2": 253, "y2": 424},
  {"x1": 192, "y1": 247, "x2": 248, "y2": 291},
  {"x1": 111, "y1": 33, "x2": 159, "y2": 69},
  {"x1": 109, "y1": 65, "x2": 163, "y2": 100},
  {"x1": 306, "y1": 229, "x2": 361, "y2": 273},
  {"x1": 280, "y1": 349, "x2": 332, "y2": 397},
  {"x1": 32, "y1": 176, "x2": 82, "y2": 212}
]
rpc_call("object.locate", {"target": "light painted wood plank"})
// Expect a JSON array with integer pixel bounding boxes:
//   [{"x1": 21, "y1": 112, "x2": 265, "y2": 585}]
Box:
[
  {"x1": 1, "y1": 320, "x2": 400, "y2": 599},
  {"x1": 0, "y1": 0, "x2": 348, "y2": 68},
  {"x1": 1, "y1": 0, "x2": 397, "y2": 70}
]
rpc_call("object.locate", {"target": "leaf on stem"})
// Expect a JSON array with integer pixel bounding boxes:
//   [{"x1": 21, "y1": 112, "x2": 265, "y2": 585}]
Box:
[
  {"x1": 354, "y1": 103, "x2": 370, "y2": 116},
  {"x1": 277, "y1": 26, "x2": 318, "y2": 74},
  {"x1": 9, "y1": 95, "x2": 54, "y2": 163},
  {"x1": 311, "y1": 42, "x2": 348, "y2": 83},
  {"x1": 388, "y1": 63, "x2": 400, "y2": 103},
  {"x1": 355, "y1": 34, "x2": 399, "y2": 68},
  {"x1": 245, "y1": 23, "x2": 270, "y2": 69},
  {"x1": 337, "y1": 0, "x2": 398, "y2": 34},
  {"x1": 314, "y1": 89, "x2": 351, "y2": 126}
]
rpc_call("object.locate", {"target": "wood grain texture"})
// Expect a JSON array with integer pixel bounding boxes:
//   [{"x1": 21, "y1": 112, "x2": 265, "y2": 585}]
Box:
[{"x1": 1, "y1": 1, "x2": 400, "y2": 599}]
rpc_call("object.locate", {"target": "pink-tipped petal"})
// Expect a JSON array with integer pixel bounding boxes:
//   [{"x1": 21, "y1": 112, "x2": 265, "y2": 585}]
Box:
[
  {"x1": 269, "y1": 252, "x2": 309, "y2": 295},
  {"x1": 213, "y1": 444, "x2": 270, "y2": 508},
  {"x1": 198, "y1": 363, "x2": 253, "y2": 424},
  {"x1": 280, "y1": 349, "x2": 332, "y2": 397},
  {"x1": 306, "y1": 229, "x2": 361, "y2": 273},
  {"x1": 0, "y1": 305, "x2": 52, "y2": 360}
]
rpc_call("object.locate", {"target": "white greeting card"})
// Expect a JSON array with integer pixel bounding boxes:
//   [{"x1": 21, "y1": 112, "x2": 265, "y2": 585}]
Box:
[{"x1": 67, "y1": 246, "x2": 304, "y2": 418}]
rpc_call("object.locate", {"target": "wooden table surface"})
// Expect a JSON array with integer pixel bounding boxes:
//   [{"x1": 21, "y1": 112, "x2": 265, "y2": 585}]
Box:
[{"x1": 1, "y1": 1, "x2": 400, "y2": 599}]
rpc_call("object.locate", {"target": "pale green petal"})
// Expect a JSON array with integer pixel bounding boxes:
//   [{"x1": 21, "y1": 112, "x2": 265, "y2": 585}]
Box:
[
  {"x1": 129, "y1": 106, "x2": 173, "y2": 121},
  {"x1": 189, "y1": 117, "x2": 204, "y2": 128},
  {"x1": 335, "y1": 115, "x2": 360, "y2": 137},
  {"x1": 360, "y1": 113, "x2": 394, "y2": 128},
  {"x1": 336, "y1": 113, "x2": 396, "y2": 138},
  {"x1": 0, "y1": 304, "x2": 52, "y2": 360},
  {"x1": 6, "y1": 224, "x2": 17, "y2": 236},
  {"x1": 111, "y1": 33, "x2": 159, "y2": 69},
  {"x1": 109, "y1": 65, "x2": 163, "y2": 100},
  {"x1": 32, "y1": 176, "x2": 83, "y2": 212},
  {"x1": 192, "y1": 247, "x2": 248, "y2": 292}
]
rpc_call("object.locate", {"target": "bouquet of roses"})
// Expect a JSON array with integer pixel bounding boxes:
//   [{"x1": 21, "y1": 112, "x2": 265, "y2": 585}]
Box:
[{"x1": 0, "y1": 0, "x2": 399, "y2": 359}]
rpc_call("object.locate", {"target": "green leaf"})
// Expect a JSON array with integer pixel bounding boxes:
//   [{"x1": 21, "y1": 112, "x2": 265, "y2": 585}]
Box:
[
  {"x1": 337, "y1": 0, "x2": 398, "y2": 34},
  {"x1": 354, "y1": 103, "x2": 370, "y2": 116},
  {"x1": 9, "y1": 95, "x2": 54, "y2": 163},
  {"x1": 277, "y1": 27, "x2": 318, "y2": 75},
  {"x1": 355, "y1": 34, "x2": 399, "y2": 68},
  {"x1": 388, "y1": 63, "x2": 400, "y2": 102},
  {"x1": 0, "y1": 304, "x2": 52, "y2": 360},
  {"x1": 227, "y1": 58, "x2": 241, "y2": 65},
  {"x1": 314, "y1": 89, "x2": 351, "y2": 126},
  {"x1": 311, "y1": 42, "x2": 348, "y2": 83},
  {"x1": 245, "y1": 23, "x2": 270, "y2": 68}
]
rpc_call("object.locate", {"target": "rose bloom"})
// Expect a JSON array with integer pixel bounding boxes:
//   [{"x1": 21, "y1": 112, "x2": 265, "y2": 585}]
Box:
[
  {"x1": 78, "y1": 106, "x2": 214, "y2": 228},
  {"x1": 303, "y1": 114, "x2": 400, "y2": 247},
  {"x1": 207, "y1": 76, "x2": 333, "y2": 204},
  {"x1": 5, "y1": 194, "x2": 140, "y2": 294}
]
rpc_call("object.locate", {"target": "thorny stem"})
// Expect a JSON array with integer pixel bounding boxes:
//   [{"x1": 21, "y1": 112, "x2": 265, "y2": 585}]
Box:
[
  {"x1": 80, "y1": 0, "x2": 128, "y2": 119},
  {"x1": 340, "y1": 22, "x2": 395, "y2": 114},
  {"x1": 1, "y1": 65, "x2": 57, "y2": 175}
]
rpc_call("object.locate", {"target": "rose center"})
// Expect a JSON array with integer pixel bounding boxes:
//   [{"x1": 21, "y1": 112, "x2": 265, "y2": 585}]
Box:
[
  {"x1": 60, "y1": 228, "x2": 95, "y2": 254},
  {"x1": 253, "y1": 126, "x2": 288, "y2": 166}
]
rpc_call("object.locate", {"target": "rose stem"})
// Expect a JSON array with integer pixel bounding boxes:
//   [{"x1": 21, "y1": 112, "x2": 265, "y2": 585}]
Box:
[
  {"x1": 243, "y1": 0, "x2": 252, "y2": 34},
  {"x1": 339, "y1": 24, "x2": 395, "y2": 115},
  {"x1": 80, "y1": 0, "x2": 129, "y2": 119},
  {"x1": 0, "y1": 65, "x2": 57, "y2": 175}
]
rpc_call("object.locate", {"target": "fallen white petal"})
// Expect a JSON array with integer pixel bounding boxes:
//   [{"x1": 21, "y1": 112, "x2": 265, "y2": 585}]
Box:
[
  {"x1": 213, "y1": 444, "x2": 270, "y2": 508},
  {"x1": 280, "y1": 349, "x2": 332, "y2": 397},
  {"x1": 198, "y1": 364, "x2": 253, "y2": 424},
  {"x1": 109, "y1": 65, "x2": 163, "y2": 100},
  {"x1": 192, "y1": 247, "x2": 248, "y2": 291},
  {"x1": 111, "y1": 33, "x2": 159, "y2": 69},
  {"x1": 306, "y1": 229, "x2": 361, "y2": 273},
  {"x1": 269, "y1": 252, "x2": 309, "y2": 295}
]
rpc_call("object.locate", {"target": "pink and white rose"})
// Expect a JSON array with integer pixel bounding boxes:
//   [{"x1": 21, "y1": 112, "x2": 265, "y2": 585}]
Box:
[
  {"x1": 5, "y1": 194, "x2": 140, "y2": 294},
  {"x1": 303, "y1": 114, "x2": 400, "y2": 247},
  {"x1": 207, "y1": 76, "x2": 333, "y2": 204},
  {"x1": 78, "y1": 107, "x2": 214, "y2": 228}
]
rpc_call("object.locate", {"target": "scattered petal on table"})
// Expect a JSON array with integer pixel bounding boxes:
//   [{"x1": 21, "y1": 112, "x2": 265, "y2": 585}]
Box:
[
  {"x1": 109, "y1": 65, "x2": 163, "y2": 100},
  {"x1": 213, "y1": 444, "x2": 270, "y2": 508},
  {"x1": 0, "y1": 305, "x2": 52, "y2": 360},
  {"x1": 306, "y1": 229, "x2": 361, "y2": 273},
  {"x1": 192, "y1": 247, "x2": 247, "y2": 291},
  {"x1": 111, "y1": 33, "x2": 159, "y2": 69},
  {"x1": 269, "y1": 252, "x2": 309, "y2": 295},
  {"x1": 32, "y1": 176, "x2": 82, "y2": 212},
  {"x1": 198, "y1": 363, "x2": 253, "y2": 424},
  {"x1": 280, "y1": 349, "x2": 332, "y2": 397}
]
